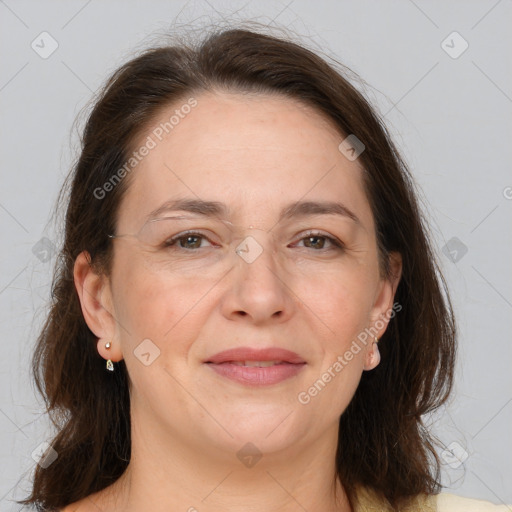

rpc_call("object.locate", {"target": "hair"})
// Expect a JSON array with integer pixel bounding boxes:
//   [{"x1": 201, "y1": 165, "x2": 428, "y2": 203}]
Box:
[{"x1": 19, "y1": 23, "x2": 456, "y2": 511}]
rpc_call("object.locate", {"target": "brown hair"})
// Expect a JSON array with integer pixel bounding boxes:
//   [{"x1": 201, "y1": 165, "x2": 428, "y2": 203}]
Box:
[{"x1": 19, "y1": 24, "x2": 456, "y2": 511}]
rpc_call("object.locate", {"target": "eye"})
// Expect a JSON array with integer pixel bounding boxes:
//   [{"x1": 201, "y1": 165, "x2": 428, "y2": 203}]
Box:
[
  {"x1": 294, "y1": 231, "x2": 344, "y2": 251},
  {"x1": 164, "y1": 231, "x2": 215, "y2": 250},
  {"x1": 162, "y1": 230, "x2": 344, "y2": 252}
]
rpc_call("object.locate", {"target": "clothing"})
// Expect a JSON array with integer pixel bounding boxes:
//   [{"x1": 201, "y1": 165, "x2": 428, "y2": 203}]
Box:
[
  {"x1": 436, "y1": 493, "x2": 512, "y2": 512},
  {"x1": 354, "y1": 485, "x2": 511, "y2": 511},
  {"x1": 57, "y1": 486, "x2": 512, "y2": 511}
]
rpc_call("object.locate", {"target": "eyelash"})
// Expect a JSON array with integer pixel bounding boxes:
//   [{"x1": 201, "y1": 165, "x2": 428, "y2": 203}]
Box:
[{"x1": 164, "y1": 230, "x2": 345, "y2": 251}]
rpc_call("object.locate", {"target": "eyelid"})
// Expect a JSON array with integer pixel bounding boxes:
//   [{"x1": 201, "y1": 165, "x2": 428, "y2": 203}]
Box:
[
  {"x1": 165, "y1": 230, "x2": 220, "y2": 247},
  {"x1": 147, "y1": 216, "x2": 345, "y2": 237},
  {"x1": 293, "y1": 229, "x2": 345, "y2": 248}
]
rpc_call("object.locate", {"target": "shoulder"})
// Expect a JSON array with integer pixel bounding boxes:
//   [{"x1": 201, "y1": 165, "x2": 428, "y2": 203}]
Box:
[
  {"x1": 435, "y1": 492, "x2": 512, "y2": 512},
  {"x1": 55, "y1": 486, "x2": 117, "y2": 512},
  {"x1": 57, "y1": 505, "x2": 80, "y2": 512},
  {"x1": 352, "y1": 485, "x2": 437, "y2": 511},
  {"x1": 57, "y1": 496, "x2": 94, "y2": 512},
  {"x1": 352, "y1": 485, "x2": 511, "y2": 512}
]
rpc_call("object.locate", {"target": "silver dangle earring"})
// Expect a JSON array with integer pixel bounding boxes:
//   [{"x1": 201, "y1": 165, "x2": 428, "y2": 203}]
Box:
[{"x1": 105, "y1": 341, "x2": 114, "y2": 372}]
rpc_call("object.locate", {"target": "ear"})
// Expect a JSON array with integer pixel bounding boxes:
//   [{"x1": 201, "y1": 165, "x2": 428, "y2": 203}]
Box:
[
  {"x1": 364, "y1": 251, "x2": 402, "y2": 371},
  {"x1": 73, "y1": 251, "x2": 123, "y2": 363}
]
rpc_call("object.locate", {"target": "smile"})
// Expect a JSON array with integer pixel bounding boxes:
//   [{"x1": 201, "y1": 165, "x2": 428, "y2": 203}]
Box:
[{"x1": 205, "y1": 361, "x2": 306, "y2": 386}]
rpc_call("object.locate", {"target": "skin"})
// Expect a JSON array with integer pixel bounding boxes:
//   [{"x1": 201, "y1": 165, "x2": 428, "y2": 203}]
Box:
[{"x1": 72, "y1": 91, "x2": 402, "y2": 512}]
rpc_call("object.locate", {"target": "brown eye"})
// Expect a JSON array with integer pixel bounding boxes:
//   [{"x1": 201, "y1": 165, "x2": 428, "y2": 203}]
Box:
[
  {"x1": 303, "y1": 235, "x2": 327, "y2": 249},
  {"x1": 178, "y1": 235, "x2": 203, "y2": 249},
  {"x1": 295, "y1": 231, "x2": 344, "y2": 251},
  {"x1": 164, "y1": 231, "x2": 213, "y2": 250}
]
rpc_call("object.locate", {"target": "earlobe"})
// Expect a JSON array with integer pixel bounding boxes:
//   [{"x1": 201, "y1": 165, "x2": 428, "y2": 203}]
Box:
[
  {"x1": 73, "y1": 250, "x2": 115, "y2": 341},
  {"x1": 363, "y1": 336, "x2": 381, "y2": 371}
]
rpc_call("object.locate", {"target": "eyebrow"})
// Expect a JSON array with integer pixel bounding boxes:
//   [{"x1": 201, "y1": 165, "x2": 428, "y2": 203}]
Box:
[{"x1": 146, "y1": 198, "x2": 361, "y2": 225}]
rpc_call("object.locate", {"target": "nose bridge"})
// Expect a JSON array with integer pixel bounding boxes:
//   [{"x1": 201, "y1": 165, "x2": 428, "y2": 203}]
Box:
[
  {"x1": 192, "y1": 216, "x2": 282, "y2": 274},
  {"x1": 231, "y1": 224, "x2": 276, "y2": 266},
  {"x1": 224, "y1": 224, "x2": 293, "y2": 318}
]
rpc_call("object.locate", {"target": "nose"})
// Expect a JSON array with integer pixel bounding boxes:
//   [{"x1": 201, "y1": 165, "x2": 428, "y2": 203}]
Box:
[{"x1": 220, "y1": 230, "x2": 295, "y2": 325}]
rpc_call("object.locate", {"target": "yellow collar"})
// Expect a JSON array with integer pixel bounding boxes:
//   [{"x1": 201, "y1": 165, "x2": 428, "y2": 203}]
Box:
[{"x1": 353, "y1": 485, "x2": 437, "y2": 512}]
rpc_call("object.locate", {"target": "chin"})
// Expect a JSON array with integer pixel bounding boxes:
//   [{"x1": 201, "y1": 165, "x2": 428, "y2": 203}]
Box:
[{"x1": 216, "y1": 411, "x2": 304, "y2": 447}]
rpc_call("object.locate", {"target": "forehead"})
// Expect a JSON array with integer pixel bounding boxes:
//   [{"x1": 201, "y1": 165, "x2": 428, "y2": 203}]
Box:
[{"x1": 118, "y1": 91, "x2": 372, "y2": 230}]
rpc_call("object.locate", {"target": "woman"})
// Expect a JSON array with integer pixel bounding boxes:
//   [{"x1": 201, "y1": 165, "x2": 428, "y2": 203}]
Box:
[{"x1": 19, "y1": 26, "x2": 510, "y2": 511}]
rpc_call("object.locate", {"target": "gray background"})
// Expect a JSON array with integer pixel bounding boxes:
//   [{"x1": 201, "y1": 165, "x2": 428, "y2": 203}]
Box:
[{"x1": 1, "y1": 0, "x2": 511, "y2": 509}]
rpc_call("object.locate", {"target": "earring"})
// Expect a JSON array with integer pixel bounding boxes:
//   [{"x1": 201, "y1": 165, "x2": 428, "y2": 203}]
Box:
[
  {"x1": 105, "y1": 341, "x2": 114, "y2": 372},
  {"x1": 372, "y1": 336, "x2": 380, "y2": 366}
]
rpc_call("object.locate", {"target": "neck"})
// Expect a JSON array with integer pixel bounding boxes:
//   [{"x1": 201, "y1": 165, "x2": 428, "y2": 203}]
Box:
[{"x1": 91, "y1": 413, "x2": 353, "y2": 512}]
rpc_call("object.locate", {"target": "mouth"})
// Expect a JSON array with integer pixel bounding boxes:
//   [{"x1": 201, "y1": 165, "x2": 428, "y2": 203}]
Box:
[
  {"x1": 223, "y1": 360, "x2": 291, "y2": 367},
  {"x1": 204, "y1": 347, "x2": 306, "y2": 386},
  {"x1": 205, "y1": 347, "x2": 306, "y2": 365}
]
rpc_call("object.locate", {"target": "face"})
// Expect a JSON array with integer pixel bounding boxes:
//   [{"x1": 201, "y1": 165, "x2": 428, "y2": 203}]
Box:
[{"x1": 82, "y1": 91, "x2": 401, "y2": 461}]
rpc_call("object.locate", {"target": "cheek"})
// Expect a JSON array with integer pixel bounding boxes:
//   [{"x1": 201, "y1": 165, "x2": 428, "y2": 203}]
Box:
[
  {"x1": 112, "y1": 254, "x2": 217, "y2": 348},
  {"x1": 112, "y1": 244, "x2": 378, "y2": 357},
  {"x1": 299, "y1": 273, "x2": 371, "y2": 412},
  {"x1": 300, "y1": 264, "x2": 376, "y2": 340}
]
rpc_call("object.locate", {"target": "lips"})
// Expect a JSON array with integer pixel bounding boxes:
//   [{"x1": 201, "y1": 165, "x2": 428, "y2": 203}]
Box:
[
  {"x1": 205, "y1": 347, "x2": 306, "y2": 365},
  {"x1": 205, "y1": 347, "x2": 306, "y2": 386}
]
